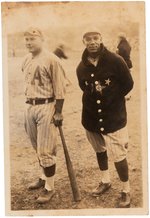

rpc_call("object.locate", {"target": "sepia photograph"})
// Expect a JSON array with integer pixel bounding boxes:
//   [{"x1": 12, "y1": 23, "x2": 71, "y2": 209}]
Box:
[{"x1": 1, "y1": 1, "x2": 148, "y2": 216}]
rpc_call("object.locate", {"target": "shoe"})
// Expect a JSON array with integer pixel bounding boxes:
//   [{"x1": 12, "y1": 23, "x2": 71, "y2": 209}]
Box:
[
  {"x1": 117, "y1": 192, "x2": 131, "y2": 208},
  {"x1": 92, "y1": 182, "x2": 111, "y2": 197},
  {"x1": 28, "y1": 178, "x2": 45, "y2": 190},
  {"x1": 36, "y1": 188, "x2": 55, "y2": 204}
]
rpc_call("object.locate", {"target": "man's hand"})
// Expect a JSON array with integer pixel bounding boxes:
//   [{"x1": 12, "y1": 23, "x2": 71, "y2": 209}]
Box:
[{"x1": 53, "y1": 112, "x2": 63, "y2": 127}]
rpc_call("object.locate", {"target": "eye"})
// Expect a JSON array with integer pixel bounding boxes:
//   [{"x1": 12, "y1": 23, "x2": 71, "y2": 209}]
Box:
[
  {"x1": 85, "y1": 37, "x2": 91, "y2": 42},
  {"x1": 93, "y1": 36, "x2": 99, "y2": 40}
]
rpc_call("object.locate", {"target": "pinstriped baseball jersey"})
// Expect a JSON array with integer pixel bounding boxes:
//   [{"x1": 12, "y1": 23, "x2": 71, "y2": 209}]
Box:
[
  {"x1": 23, "y1": 48, "x2": 66, "y2": 168},
  {"x1": 22, "y1": 49, "x2": 66, "y2": 99}
]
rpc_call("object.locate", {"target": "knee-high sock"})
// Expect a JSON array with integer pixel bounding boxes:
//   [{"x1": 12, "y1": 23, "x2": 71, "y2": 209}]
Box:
[
  {"x1": 96, "y1": 151, "x2": 108, "y2": 171},
  {"x1": 114, "y1": 158, "x2": 130, "y2": 192},
  {"x1": 114, "y1": 158, "x2": 129, "y2": 182}
]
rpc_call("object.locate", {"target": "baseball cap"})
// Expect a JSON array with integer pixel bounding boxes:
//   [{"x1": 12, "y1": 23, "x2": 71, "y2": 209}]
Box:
[
  {"x1": 24, "y1": 27, "x2": 43, "y2": 38},
  {"x1": 83, "y1": 27, "x2": 101, "y2": 38}
]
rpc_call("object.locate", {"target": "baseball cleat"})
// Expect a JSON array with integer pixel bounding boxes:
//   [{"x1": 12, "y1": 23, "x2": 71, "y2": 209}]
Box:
[
  {"x1": 36, "y1": 188, "x2": 55, "y2": 204},
  {"x1": 117, "y1": 192, "x2": 131, "y2": 208},
  {"x1": 28, "y1": 178, "x2": 45, "y2": 190},
  {"x1": 92, "y1": 182, "x2": 111, "y2": 197}
]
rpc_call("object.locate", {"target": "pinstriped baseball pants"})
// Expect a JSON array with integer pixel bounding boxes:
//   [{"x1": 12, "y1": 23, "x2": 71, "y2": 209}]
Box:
[
  {"x1": 24, "y1": 102, "x2": 58, "y2": 168},
  {"x1": 86, "y1": 126, "x2": 129, "y2": 162}
]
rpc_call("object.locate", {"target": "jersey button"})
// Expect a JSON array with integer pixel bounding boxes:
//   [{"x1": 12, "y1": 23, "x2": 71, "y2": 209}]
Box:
[
  {"x1": 95, "y1": 81, "x2": 98, "y2": 85},
  {"x1": 99, "y1": 119, "x2": 103, "y2": 122},
  {"x1": 97, "y1": 100, "x2": 101, "y2": 104},
  {"x1": 100, "y1": 127, "x2": 104, "y2": 131},
  {"x1": 98, "y1": 109, "x2": 102, "y2": 112},
  {"x1": 91, "y1": 74, "x2": 94, "y2": 77}
]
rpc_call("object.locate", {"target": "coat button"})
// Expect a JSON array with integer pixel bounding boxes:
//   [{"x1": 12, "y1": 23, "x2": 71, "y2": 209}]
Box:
[
  {"x1": 95, "y1": 81, "x2": 98, "y2": 85},
  {"x1": 99, "y1": 119, "x2": 103, "y2": 122},
  {"x1": 98, "y1": 109, "x2": 102, "y2": 112},
  {"x1": 100, "y1": 127, "x2": 104, "y2": 131},
  {"x1": 97, "y1": 100, "x2": 101, "y2": 104},
  {"x1": 91, "y1": 74, "x2": 94, "y2": 77}
]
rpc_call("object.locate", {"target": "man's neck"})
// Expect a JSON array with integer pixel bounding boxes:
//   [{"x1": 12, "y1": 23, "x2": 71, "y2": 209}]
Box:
[
  {"x1": 88, "y1": 52, "x2": 99, "y2": 59},
  {"x1": 31, "y1": 48, "x2": 42, "y2": 58}
]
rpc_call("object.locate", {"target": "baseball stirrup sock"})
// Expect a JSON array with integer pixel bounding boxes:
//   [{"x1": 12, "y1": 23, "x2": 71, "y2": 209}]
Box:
[
  {"x1": 44, "y1": 164, "x2": 56, "y2": 177},
  {"x1": 114, "y1": 158, "x2": 129, "y2": 182},
  {"x1": 96, "y1": 151, "x2": 108, "y2": 171}
]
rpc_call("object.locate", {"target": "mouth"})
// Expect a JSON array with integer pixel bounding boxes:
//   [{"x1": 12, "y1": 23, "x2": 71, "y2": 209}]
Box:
[
  {"x1": 26, "y1": 45, "x2": 33, "y2": 49},
  {"x1": 88, "y1": 47, "x2": 98, "y2": 50}
]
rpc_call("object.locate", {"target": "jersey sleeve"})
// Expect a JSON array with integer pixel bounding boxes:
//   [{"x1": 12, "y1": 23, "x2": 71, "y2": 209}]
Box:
[{"x1": 50, "y1": 57, "x2": 66, "y2": 99}]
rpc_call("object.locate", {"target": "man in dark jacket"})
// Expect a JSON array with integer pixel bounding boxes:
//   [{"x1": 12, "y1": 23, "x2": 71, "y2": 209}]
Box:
[
  {"x1": 76, "y1": 29, "x2": 134, "y2": 208},
  {"x1": 54, "y1": 44, "x2": 68, "y2": 60},
  {"x1": 116, "y1": 34, "x2": 132, "y2": 69}
]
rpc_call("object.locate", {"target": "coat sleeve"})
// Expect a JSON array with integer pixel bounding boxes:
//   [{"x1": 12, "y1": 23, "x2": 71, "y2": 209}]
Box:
[
  {"x1": 76, "y1": 65, "x2": 86, "y2": 92},
  {"x1": 116, "y1": 56, "x2": 134, "y2": 96}
]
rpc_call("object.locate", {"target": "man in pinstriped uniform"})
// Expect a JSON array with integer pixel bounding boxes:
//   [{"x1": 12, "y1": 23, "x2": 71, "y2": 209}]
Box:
[
  {"x1": 22, "y1": 27, "x2": 66, "y2": 203},
  {"x1": 76, "y1": 29, "x2": 134, "y2": 208}
]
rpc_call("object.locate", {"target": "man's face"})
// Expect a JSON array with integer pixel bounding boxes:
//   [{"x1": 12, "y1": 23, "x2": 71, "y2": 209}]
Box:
[
  {"x1": 83, "y1": 33, "x2": 102, "y2": 53},
  {"x1": 24, "y1": 35, "x2": 43, "y2": 54}
]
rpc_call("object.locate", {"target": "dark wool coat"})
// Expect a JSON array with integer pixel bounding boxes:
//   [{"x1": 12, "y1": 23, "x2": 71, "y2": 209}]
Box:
[
  {"x1": 117, "y1": 38, "x2": 133, "y2": 69},
  {"x1": 76, "y1": 46, "x2": 134, "y2": 135}
]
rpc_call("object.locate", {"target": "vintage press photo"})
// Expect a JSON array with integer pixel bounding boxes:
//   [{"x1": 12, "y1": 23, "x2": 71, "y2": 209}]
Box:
[{"x1": 1, "y1": 1, "x2": 148, "y2": 216}]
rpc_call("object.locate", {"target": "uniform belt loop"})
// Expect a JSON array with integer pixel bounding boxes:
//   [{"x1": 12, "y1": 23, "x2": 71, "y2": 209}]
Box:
[
  {"x1": 45, "y1": 99, "x2": 48, "y2": 104},
  {"x1": 33, "y1": 99, "x2": 35, "y2": 105}
]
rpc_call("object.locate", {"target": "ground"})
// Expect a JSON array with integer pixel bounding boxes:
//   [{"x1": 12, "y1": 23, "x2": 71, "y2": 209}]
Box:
[{"x1": 8, "y1": 47, "x2": 143, "y2": 211}]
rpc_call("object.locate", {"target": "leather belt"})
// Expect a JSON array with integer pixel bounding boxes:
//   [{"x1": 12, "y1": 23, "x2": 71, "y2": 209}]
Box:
[{"x1": 26, "y1": 97, "x2": 54, "y2": 105}]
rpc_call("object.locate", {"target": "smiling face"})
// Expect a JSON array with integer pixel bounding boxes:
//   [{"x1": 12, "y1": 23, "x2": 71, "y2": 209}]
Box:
[
  {"x1": 24, "y1": 35, "x2": 43, "y2": 55},
  {"x1": 83, "y1": 33, "x2": 102, "y2": 53}
]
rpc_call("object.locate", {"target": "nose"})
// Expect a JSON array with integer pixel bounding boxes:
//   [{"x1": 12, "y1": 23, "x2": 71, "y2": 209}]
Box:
[
  {"x1": 26, "y1": 39, "x2": 31, "y2": 46},
  {"x1": 26, "y1": 41, "x2": 31, "y2": 45},
  {"x1": 89, "y1": 39, "x2": 95, "y2": 44}
]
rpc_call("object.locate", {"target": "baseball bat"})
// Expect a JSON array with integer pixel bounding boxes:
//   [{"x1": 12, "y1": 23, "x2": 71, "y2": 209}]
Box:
[{"x1": 58, "y1": 126, "x2": 81, "y2": 202}]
